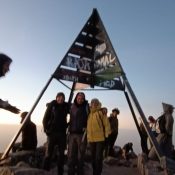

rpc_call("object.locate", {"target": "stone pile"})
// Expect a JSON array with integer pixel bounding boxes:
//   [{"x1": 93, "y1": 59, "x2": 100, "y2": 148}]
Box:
[{"x1": 0, "y1": 145, "x2": 139, "y2": 175}]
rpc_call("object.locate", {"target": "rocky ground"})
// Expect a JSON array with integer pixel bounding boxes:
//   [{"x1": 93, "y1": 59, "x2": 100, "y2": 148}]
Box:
[
  {"x1": 0, "y1": 157, "x2": 139, "y2": 175},
  {"x1": 0, "y1": 146, "x2": 139, "y2": 175},
  {"x1": 2, "y1": 146, "x2": 174, "y2": 175}
]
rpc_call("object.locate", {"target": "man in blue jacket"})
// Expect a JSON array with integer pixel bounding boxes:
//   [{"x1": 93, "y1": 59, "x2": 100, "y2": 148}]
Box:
[{"x1": 68, "y1": 92, "x2": 89, "y2": 175}]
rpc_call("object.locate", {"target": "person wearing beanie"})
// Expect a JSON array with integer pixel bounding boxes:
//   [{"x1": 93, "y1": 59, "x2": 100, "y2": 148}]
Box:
[
  {"x1": 149, "y1": 102, "x2": 174, "y2": 160},
  {"x1": 42, "y1": 92, "x2": 69, "y2": 175},
  {"x1": 87, "y1": 98, "x2": 111, "y2": 175},
  {"x1": 67, "y1": 92, "x2": 89, "y2": 175},
  {"x1": 0, "y1": 53, "x2": 20, "y2": 114}
]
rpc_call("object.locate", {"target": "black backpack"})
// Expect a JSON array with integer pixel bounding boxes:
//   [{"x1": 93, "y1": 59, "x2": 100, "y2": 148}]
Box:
[{"x1": 157, "y1": 114, "x2": 166, "y2": 133}]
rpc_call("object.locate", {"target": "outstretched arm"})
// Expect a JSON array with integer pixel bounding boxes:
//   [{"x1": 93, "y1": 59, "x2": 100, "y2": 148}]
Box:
[
  {"x1": 0, "y1": 99, "x2": 20, "y2": 114},
  {"x1": 5, "y1": 104, "x2": 20, "y2": 114}
]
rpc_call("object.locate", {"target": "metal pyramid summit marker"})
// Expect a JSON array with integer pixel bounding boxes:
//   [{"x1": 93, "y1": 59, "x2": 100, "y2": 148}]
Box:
[
  {"x1": 1, "y1": 9, "x2": 166, "y2": 171},
  {"x1": 53, "y1": 8, "x2": 124, "y2": 90}
]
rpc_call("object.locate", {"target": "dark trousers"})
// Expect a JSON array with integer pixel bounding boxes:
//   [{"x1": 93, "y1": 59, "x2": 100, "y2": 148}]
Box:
[
  {"x1": 43, "y1": 132, "x2": 66, "y2": 175},
  {"x1": 89, "y1": 141, "x2": 105, "y2": 175},
  {"x1": 108, "y1": 132, "x2": 118, "y2": 156}
]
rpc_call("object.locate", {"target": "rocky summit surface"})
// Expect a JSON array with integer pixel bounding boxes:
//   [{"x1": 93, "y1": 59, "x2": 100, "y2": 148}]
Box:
[
  {"x1": 2, "y1": 145, "x2": 173, "y2": 175},
  {"x1": 0, "y1": 146, "x2": 139, "y2": 175}
]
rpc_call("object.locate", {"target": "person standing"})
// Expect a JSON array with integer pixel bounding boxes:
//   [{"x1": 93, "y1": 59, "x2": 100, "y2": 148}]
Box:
[
  {"x1": 42, "y1": 92, "x2": 69, "y2": 175},
  {"x1": 149, "y1": 103, "x2": 174, "y2": 160},
  {"x1": 67, "y1": 92, "x2": 89, "y2": 175},
  {"x1": 0, "y1": 53, "x2": 20, "y2": 114},
  {"x1": 108, "y1": 108, "x2": 120, "y2": 156},
  {"x1": 87, "y1": 98, "x2": 111, "y2": 175}
]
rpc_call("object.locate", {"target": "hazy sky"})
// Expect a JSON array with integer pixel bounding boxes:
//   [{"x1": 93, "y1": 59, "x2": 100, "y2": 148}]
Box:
[{"x1": 0, "y1": 0, "x2": 175, "y2": 130}]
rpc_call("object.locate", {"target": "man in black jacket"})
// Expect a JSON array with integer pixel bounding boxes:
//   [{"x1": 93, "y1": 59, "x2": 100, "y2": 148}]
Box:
[
  {"x1": 108, "y1": 108, "x2": 120, "y2": 156},
  {"x1": 42, "y1": 92, "x2": 69, "y2": 175}
]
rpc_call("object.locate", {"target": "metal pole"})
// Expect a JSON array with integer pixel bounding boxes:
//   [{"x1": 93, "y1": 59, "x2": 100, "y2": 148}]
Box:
[
  {"x1": 122, "y1": 74, "x2": 163, "y2": 160},
  {"x1": 1, "y1": 76, "x2": 54, "y2": 160},
  {"x1": 68, "y1": 82, "x2": 76, "y2": 106},
  {"x1": 124, "y1": 91, "x2": 142, "y2": 138},
  {"x1": 96, "y1": 8, "x2": 163, "y2": 161}
]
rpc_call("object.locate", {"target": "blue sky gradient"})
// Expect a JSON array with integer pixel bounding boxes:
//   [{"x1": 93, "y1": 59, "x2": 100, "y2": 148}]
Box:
[{"x1": 0, "y1": 1, "x2": 175, "y2": 129}]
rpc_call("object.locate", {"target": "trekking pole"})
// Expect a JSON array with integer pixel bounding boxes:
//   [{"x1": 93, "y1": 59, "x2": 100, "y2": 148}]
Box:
[{"x1": 81, "y1": 129, "x2": 87, "y2": 143}]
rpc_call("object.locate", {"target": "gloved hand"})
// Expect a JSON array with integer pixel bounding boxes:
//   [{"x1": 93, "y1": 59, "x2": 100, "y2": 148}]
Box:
[{"x1": 5, "y1": 104, "x2": 20, "y2": 114}]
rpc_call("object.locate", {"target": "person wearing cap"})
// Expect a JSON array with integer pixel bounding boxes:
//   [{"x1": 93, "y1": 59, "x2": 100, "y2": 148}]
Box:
[
  {"x1": 12, "y1": 111, "x2": 37, "y2": 152},
  {"x1": 108, "y1": 108, "x2": 120, "y2": 156},
  {"x1": 149, "y1": 103, "x2": 174, "y2": 160},
  {"x1": 0, "y1": 53, "x2": 20, "y2": 114},
  {"x1": 87, "y1": 98, "x2": 111, "y2": 175},
  {"x1": 42, "y1": 92, "x2": 69, "y2": 175},
  {"x1": 67, "y1": 92, "x2": 89, "y2": 175}
]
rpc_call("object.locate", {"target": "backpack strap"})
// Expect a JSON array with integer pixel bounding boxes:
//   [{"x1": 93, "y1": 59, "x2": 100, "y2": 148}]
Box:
[{"x1": 98, "y1": 111, "x2": 106, "y2": 139}]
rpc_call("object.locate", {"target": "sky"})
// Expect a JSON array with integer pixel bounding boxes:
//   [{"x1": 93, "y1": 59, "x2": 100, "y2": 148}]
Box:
[{"x1": 0, "y1": 0, "x2": 175, "y2": 130}]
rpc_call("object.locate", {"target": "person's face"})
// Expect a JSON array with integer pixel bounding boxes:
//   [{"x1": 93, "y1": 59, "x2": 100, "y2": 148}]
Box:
[
  {"x1": 102, "y1": 108, "x2": 107, "y2": 115},
  {"x1": 91, "y1": 100, "x2": 99, "y2": 109},
  {"x1": 56, "y1": 95, "x2": 65, "y2": 104},
  {"x1": 112, "y1": 111, "x2": 117, "y2": 116},
  {"x1": 76, "y1": 94, "x2": 84, "y2": 105},
  {"x1": 2, "y1": 61, "x2": 10, "y2": 76}
]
